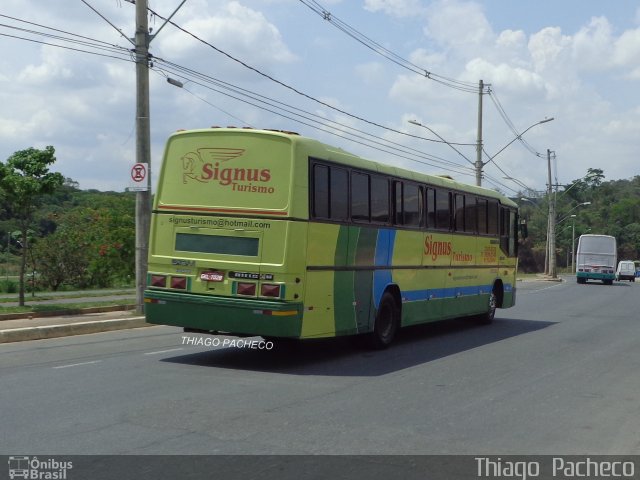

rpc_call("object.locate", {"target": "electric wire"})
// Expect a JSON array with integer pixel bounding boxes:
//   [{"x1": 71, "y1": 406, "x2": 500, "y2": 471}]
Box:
[
  {"x1": 154, "y1": 57, "x2": 472, "y2": 171},
  {"x1": 0, "y1": 13, "x2": 476, "y2": 177},
  {"x1": 487, "y1": 88, "x2": 543, "y2": 158},
  {"x1": 152, "y1": 60, "x2": 476, "y2": 177},
  {"x1": 145, "y1": 6, "x2": 477, "y2": 149},
  {"x1": 297, "y1": 0, "x2": 482, "y2": 94}
]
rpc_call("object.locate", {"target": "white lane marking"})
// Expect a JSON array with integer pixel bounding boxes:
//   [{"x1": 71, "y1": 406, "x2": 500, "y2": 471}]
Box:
[
  {"x1": 143, "y1": 348, "x2": 184, "y2": 355},
  {"x1": 53, "y1": 360, "x2": 102, "y2": 369}
]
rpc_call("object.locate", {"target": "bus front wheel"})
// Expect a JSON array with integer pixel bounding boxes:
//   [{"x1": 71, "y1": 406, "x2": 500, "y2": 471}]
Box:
[
  {"x1": 477, "y1": 288, "x2": 498, "y2": 325},
  {"x1": 366, "y1": 292, "x2": 399, "y2": 349}
]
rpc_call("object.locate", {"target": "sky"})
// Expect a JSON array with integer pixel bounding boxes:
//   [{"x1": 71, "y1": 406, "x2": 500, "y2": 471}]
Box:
[{"x1": 1, "y1": 0, "x2": 640, "y2": 197}]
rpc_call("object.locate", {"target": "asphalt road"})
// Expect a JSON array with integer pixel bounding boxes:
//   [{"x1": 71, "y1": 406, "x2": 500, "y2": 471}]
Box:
[{"x1": 1, "y1": 276, "x2": 639, "y2": 455}]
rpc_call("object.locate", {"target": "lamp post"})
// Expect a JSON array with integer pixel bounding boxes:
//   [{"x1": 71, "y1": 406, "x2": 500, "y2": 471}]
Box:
[
  {"x1": 408, "y1": 117, "x2": 553, "y2": 186},
  {"x1": 555, "y1": 202, "x2": 591, "y2": 276}
]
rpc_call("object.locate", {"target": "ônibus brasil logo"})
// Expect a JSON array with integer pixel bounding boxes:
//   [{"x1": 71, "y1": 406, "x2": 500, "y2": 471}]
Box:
[
  {"x1": 181, "y1": 148, "x2": 275, "y2": 194},
  {"x1": 8, "y1": 456, "x2": 73, "y2": 479}
]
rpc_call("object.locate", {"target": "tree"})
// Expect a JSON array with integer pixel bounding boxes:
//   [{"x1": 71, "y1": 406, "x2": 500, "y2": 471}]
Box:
[
  {"x1": 33, "y1": 206, "x2": 135, "y2": 290},
  {"x1": 0, "y1": 146, "x2": 64, "y2": 305}
]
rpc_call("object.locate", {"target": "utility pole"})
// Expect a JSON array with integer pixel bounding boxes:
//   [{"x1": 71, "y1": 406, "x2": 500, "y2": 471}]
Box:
[
  {"x1": 135, "y1": 0, "x2": 151, "y2": 314},
  {"x1": 547, "y1": 149, "x2": 557, "y2": 278},
  {"x1": 475, "y1": 79, "x2": 484, "y2": 186}
]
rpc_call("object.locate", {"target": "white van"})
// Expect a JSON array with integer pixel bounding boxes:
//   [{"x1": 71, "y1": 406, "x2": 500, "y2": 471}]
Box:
[{"x1": 616, "y1": 260, "x2": 636, "y2": 282}]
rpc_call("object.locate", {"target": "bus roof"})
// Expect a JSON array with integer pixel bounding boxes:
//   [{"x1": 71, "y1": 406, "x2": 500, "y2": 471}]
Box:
[{"x1": 168, "y1": 127, "x2": 517, "y2": 207}]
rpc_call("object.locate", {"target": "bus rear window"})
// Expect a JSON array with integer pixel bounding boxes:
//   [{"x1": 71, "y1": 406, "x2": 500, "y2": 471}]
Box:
[{"x1": 175, "y1": 233, "x2": 259, "y2": 256}]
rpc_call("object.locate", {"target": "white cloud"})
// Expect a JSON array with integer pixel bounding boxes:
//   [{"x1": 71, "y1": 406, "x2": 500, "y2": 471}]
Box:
[
  {"x1": 571, "y1": 17, "x2": 614, "y2": 70},
  {"x1": 464, "y1": 58, "x2": 546, "y2": 95},
  {"x1": 156, "y1": 1, "x2": 296, "y2": 69},
  {"x1": 528, "y1": 27, "x2": 572, "y2": 73},
  {"x1": 364, "y1": 0, "x2": 426, "y2": 18},
  {"x1": 612, "y1": 28, "x2": 640, "y2": 67},
  {"x1": 423, "y1": 0, "x2": 493, "y2": 51}
]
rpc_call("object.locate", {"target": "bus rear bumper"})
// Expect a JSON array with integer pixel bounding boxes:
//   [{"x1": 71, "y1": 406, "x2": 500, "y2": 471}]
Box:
[
  {"x1": 144, "y1": 289, "x2": 303, "y2": 338},
  {"x1": 576, "y1": 272, "x2": 615, "y2": 281}
]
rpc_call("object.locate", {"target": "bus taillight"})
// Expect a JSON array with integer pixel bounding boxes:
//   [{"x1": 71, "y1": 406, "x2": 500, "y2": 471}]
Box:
[
  {"x1": 171, "y1": 276, "x2": 187, "y2": 289},
  {"x1": 261, "y1": 284, "x2": 281, "y2": 298},
  {"x1": 236, "y1": 282, "x2": 256, "y2": 296},
  {"x1": 150, "y1": 275, "x2": 167, "y2": 288}
]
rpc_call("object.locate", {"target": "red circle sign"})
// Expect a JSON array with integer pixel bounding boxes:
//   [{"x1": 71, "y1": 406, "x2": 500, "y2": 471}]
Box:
[{"x1": 131, "y1": 163, "x2": 146, "y2": 182}]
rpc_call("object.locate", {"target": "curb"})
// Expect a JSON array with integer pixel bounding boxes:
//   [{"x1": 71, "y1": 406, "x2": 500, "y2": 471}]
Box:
[
  {"x1": 0, "y1": 304, "x2": 136, "y2": 321},
  {"x1": 0, "y1": 316, "x2": 150, "y2": 344}
]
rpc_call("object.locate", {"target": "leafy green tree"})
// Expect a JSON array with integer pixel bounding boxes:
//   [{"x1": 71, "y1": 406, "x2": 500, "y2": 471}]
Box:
[
  {"x1": 34, "y1": 206, "x2": 134, "y2": 290},
  {"x1": 0, "y1": 146, "x2": 64, "y2": 305}
]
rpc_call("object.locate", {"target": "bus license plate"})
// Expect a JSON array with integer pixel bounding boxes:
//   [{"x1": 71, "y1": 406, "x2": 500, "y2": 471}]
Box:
[{"x1": 200, "y1": 271, "x2": 224, "y2": 282}]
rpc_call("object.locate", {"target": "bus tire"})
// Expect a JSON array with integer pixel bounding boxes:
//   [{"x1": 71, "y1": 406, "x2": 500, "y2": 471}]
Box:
[
  {"x1": 477, "y1": 288, "x2": 498, "y2": 325},
  {"x1": 366, "y1": 292, "x2": 399, "y2": 349},
  {"x1": 577, "y1": 277, "x2": 586, "y2": 284}
]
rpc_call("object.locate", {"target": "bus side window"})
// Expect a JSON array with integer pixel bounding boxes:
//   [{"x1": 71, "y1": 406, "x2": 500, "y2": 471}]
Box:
[
  {"x1": 488, "y1": 200, "x2": 499, "y2": 235},
  {"x1": 312, "y1": 164, "x2": 329, "y2": 218},
  {"x1": 465, "y1": 195, "x2": 478, "y2": 233},
  {"x1": 351, "y1": 172, "x2": 370, "y2": 222},
  {"x1": 454, "y1": 193, "x2": 465, "y2": 232},
  {"x1": 404, "y1": 183, "x2": 421, "y2": 227},
  {"x1": 425, "y1": 187, "x2": 436, "y2": 229},
  {"x1": 510, "y1": 209, "x2": 517, "y2": 257},
  {"x1": 435, "y1": 189, "x2": 451, "y2": 231},
  {"x1": 393, "y1": 181, "x2": 403, "y2": 226},
  {"x1": 370, "y1": 175, "x2": 390, "y2": 224},
  {"x1": 330, "y1": 167, "x2": 349, "y2": 221},
  {"x1": 500, "y1": 206, "x2": 510, "y2": 253},
  {"x1": 477, "y1": 198, "x2": 488, "y2": 234}
]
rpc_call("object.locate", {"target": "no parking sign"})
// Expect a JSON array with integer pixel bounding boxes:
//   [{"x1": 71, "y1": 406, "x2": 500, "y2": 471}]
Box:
[{"x1": 128, "y1": 163, "x2": 149, "y2": 191}]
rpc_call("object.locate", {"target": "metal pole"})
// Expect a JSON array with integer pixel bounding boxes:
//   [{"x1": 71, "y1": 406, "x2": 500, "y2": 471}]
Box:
[
  {"x1": 475, "y1": 79, "x2": 484, "y2": 186},
  {"x1": 571, "y1": 216, "x2": 576, "y2": 273},
  {"x1": 135, "y1": 0, "x2": 151, "y2": 314}
]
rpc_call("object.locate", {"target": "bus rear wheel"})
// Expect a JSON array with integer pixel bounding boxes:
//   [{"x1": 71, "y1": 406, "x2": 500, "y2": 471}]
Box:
[{"x1": 366, "y1": 292, "x2": 399, "y2": 349}]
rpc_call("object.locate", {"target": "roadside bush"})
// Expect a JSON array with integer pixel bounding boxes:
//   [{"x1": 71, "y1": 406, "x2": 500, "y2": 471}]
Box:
[{"x1": 0, "y1": 279, "x2": 18, "y2": 293}]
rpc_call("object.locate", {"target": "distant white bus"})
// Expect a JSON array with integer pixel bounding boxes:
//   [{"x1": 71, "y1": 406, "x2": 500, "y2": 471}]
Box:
[{"x1": 576, "y1": 234, "x2": 617, "y2": 285}]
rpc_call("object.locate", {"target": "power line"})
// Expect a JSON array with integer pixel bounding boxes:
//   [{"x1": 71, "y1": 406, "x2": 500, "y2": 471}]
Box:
[
  {"x1": 0, "y1": 31, "x2": 134, "y2": 63},
  {"x1": 0, "y1": 14, "x2": 132, "y2": 59},
  {"x1": 0, "y1": 13, "x2": 475, "y2": 177},
  {"x1": 145, "y1": 6, "x2": 477, "y2": 150},
  {"x1": 297, "y1": 0, "x2": 481, "y2": 94},
  {"x1": 152, "y1": 59, "x2": 476, "y2": 176},
  {"x1": 487, "y1": 88, "x2": 543, "y2": 158}
]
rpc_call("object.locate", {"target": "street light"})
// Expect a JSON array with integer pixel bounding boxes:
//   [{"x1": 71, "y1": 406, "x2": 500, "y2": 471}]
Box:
[
  {"x1": 408, "y1": 117, "x2": 554, "y2": 186},
  {"x1": 407, "y1": 120, "x2": 475, "y2": 168},
  {"x1": 484, "y1": 117, "x2": 555, "y2": 168},
  {"x1": 557, "y1": 202, "x2": 591, "y2": 223}
]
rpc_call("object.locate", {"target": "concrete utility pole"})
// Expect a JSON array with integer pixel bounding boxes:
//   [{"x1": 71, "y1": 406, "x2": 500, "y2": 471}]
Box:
[
  {"x1": 135, "y1": 0, "x2": 152, "y2": 315},
  {"x1": 475, "y1": 79, "x2": 484, "y2": 186},
  {"x1": 547, "y1": 149, "x2": 557, "y2": 278}
]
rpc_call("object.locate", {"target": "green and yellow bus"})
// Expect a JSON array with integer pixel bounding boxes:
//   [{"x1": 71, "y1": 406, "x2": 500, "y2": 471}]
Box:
[{"x1": 144, "y1": 127, "x2": 518, "y2": 348}]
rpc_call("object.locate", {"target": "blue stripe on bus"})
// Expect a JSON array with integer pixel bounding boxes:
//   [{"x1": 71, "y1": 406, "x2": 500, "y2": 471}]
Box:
[
  {"x1": 372, "y1": 229, "x2": 395, "y2": 308},
  {"x1": 401, "y1": 283, "x2": 514, "y2": 302}
]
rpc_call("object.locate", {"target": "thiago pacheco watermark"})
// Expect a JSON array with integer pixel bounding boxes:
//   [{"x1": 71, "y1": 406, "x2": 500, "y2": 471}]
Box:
[
  {"x1": 475, "y1": 456, "x2": 636, "y2": 479},
  {"x1": 8, "y1": 456, "x2": 73, "y2": 479},
  {"x1": 181, "y1": 335, "x2": 275, "y2": 350}
]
